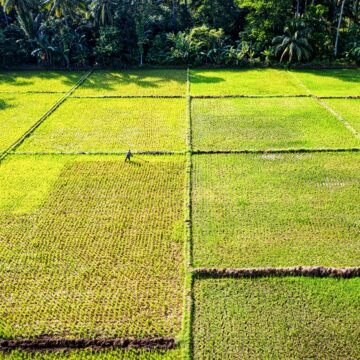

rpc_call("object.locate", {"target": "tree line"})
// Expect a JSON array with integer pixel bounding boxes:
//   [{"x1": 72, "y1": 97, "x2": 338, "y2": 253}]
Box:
[{"x1": 1, "y1": 0, "x2": 360, "y2": 67}]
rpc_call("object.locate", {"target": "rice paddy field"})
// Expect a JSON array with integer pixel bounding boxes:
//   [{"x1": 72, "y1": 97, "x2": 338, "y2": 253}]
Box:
[{"x1": 0, "y1": 68, "x2": 359, "y2": 359}]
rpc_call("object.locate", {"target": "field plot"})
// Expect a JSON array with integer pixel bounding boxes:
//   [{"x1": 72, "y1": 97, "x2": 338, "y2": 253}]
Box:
[
  {"x1": 17, "y1": 98, "x2": 186, "y2": 153},
  {"x1": 0, "y1": 349, "x2": 182, "y2": 359},
  {"x1": 0, "y1": 94, "x2": 62, "y2": 153},
  {"x1": 192, "y1": 97, "x2": 360, "y2": 151},
  {"x1": 0, "y1": 71, "x2": 84, "y2": 93},
  {"x1": 190, "y1": 69, "x2": 303, "y2": 96},
  {"x1": 0, "y1": 155, "x2": 185, "y2": 339},
  {"x1": 73, "y1": 69, "x2": 187, "y2": 97},
  {"x1": 324, "y1": 99, "x2": 360, "y2": 134},
  {"x1": 291, "y1": 69, "x2": 360, "y2": 96},
  {"x1": 192, "y1": 153, "x2": 360, "y2": 268},
  {"x1": 193, "y1": 277, "x2": 360, "y2": 360}
]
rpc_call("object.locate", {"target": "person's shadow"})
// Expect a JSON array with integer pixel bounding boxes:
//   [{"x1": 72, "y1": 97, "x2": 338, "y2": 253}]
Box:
[{"x1": 126, "y1": 160, "x2": 141, "y2": 167}]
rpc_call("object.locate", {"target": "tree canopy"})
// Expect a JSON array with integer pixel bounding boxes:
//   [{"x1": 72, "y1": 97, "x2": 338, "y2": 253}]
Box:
[{"x1": 1, "y1": 0, "x2": 360, "y2": 67}]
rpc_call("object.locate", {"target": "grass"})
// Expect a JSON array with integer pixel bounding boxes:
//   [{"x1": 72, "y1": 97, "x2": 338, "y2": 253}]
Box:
[
  {"x1": 193, "y1": 277, "x2": 360, "y2": 360},
  {"x1": 0, "y1": 72, "x2": 85, "y2": 93},
  {"x1": 17, "y1": 98, "x2": 187, "y2": 153},
  {"x1": 324, "y1": 99, "x2": 360, "y2": 134},
  {"x1": 0, "y1": 349, "x2": 182, "y2": 359},
  {"x1": 192, "y1": 97, "x2": 360, "y2": 151},
  {"x1": 192, "y1": 153, "x2": 360, "y2": 268},
  {"x1": 190, "y1": 69, "x2": 304, "y2": 96},
  {"x1": 291, "y1": 69, "x2": 360, "y2": 96},
  {"x1": 0, "y1": 94, "x2": 63, "y2": 153},
  {"x1": 73, "y1": 70, "x2": 187, "y2": 97},
  {"x1": 0, "y1": 155, "x2": 185, "y2": 339}
]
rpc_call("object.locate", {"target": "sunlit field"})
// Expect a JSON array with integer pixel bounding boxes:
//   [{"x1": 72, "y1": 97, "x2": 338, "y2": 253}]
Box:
[{"x1": 1, "y1": 68, "x2": 359, "y2": 359}]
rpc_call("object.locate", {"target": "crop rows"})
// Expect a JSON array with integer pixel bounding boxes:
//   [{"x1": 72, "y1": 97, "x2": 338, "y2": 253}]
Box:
[
  {"x1": 1, "y1": 69, "x2": 360, "y2": 358},
  {"x1": 0, "y1": 349, "x2": 182, "y2": 360},
  {"x1": 73, "y1": 70, "x2": 187, "y2": 97},
  {"x1": 191, "y1": 97, "x2": 360, "y2": 151},
  {"x1": 16, "y1": 98, "x2": 187, "y2": 153},
  {"x1": 0, "y1": 155, "x2": 185, "y2": 339},
  {"x1": 192, "y1": 152, "x2": 360, "y2": 268},
  {"x1": 193, "y1": 277, "x2": 360, "y2": 359}
]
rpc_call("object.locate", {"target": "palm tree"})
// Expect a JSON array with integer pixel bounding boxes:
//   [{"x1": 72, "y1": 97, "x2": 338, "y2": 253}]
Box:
[
  {"x1": 272, "y1": 20, "x2": 312, "y2": 63},
  {"x1": 0, "y1": 0, "x2": 33, "y2": 26},
  {"x1": 41, "y1": 0, "x2": 86, "y2": 18},
  {"x1": 89, "y1": 0, "x2": 117, "y2": 27}
]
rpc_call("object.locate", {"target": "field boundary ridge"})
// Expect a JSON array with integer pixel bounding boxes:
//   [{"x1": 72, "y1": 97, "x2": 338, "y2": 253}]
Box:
[
  {"x1": 181, "y1": 66, "x2": 194, "y2": 360},
  {"x1": 70, "y1": 95, "x2": 185, "y2": 99},
  {"x1": 193, "y1": 266, "x2": 360, "y2": 279},
  {"x1": 193, "y1": 148, "x2": 360, "y2": 155},
  {"x1": 191, "y1": 94, "x2": 311, "y2": 99},
  {"x1": 0, "y1": 91, "x2": 68, "y2": 94},
  {"x1": 12, "y1": 151, "x2": 186, "y2": 156},
  {"x1": 0, "y1": 336, "x2": 175, "y2": 352},
  {"x1": 0, "y1": 69, "x2": 94, "y2": 164}
]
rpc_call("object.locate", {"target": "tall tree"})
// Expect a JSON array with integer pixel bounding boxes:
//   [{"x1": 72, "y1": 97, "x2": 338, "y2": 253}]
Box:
[
  {"x1": 41, "y1": 0, "x2": 86, "y2": 18},
  {"x1": 0, "y1": 0, "x2": 33, "y2": 27},
  {"x1": 272, "y1": 19, "x2": 312, "y2": 62},
  {"x1": 90, "y1": 0, "x2": 117, "y2": 27},
  {"x1": 334, "y1": 0, "x2": 346, "y2": 57}
]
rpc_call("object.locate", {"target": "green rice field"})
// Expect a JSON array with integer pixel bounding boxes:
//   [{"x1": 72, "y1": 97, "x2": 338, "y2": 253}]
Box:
[
  {"x1": 73, "y1": 70, "x2": 187, "y2": 97},
  {"x1": 192, "y1": 97, "x2": 360, "y2": 151},
  {"x1": 17, "y1": 98, "x2": 187, "y2": 153},
  {"x1": 291, "y1": 69, "x2": 360, "y2": 96},
  {"x1": 0, "y1": 68, "x2": 359, "y2": 359},
  {"x1": 0, "y1": 94, "x2": 62, "y2": 153},
  {"x1": 324, "y1": 98, "x2": 360, "y2": 134},
  {"x1": 193, "y1": 277, "x2": 360, "y2": 359},
  {"x1": 0, "y1": 71, "x2": 85, "y2": 93},
  {"x1": 192, "y1": 153, "x2": 360, "y2": 268}
]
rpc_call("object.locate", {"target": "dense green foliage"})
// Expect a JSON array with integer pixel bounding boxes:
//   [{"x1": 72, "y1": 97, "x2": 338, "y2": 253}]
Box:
[
  {"x1": 193, "y1": 153, "x2": 360, "y2": 268},
  {"x1": 193, "y1": 278, "x2": 360, "y2": 359},
  {"x1": 1, "y1": 0, "x2": 360, "y2": 67}
]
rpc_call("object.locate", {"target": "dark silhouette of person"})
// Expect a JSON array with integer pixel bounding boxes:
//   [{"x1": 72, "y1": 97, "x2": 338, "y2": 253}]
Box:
[{"x1": 125, "y1": 149, "x2": 132, "y2": 162}]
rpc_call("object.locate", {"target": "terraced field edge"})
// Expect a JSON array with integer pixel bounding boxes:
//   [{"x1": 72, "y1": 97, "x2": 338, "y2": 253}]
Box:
[
  {"x1": 193, "y1": 266, "x2": 360, "y2": 278},
  {"x1": 0, "y1": 337, "x2": 175, "y2": 352}
]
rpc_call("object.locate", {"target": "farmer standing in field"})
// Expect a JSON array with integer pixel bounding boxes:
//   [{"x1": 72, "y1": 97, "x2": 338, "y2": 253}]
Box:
[{"x1": 125, "y1": 149, "x2": 133, "y2": 162}]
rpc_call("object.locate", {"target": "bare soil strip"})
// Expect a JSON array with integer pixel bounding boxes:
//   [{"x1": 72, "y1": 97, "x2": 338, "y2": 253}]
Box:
[
  {"x1": 193, "y1": 266, "x2": 360, "y2": 279},
  {"x1": 0, "y1": 337, "x2": 175, "y2": 352}
]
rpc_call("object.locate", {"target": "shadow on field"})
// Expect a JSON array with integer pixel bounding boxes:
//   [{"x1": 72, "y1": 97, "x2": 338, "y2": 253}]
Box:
[
  {"x1": 191, "y1": 68, "x2": 360, "y2": 85},
  {"x1": 0, "y1": 97, "x2": 15, "y2": 111},
  {"x1": 189, "y1": 72, "x2": 225, "y2": 85},
  {"x1": 0, "y1": 71, "x2": 83, "y2": 90},
  {"x1": 80, "y1": 69, "x2": 187, "y2": 91},
  {"x1": 290, "y1": 68, "x2": 360, "y2": 83},
  {"x1": 127, "y1": 160, "x2": 142, "y2": 167}
]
